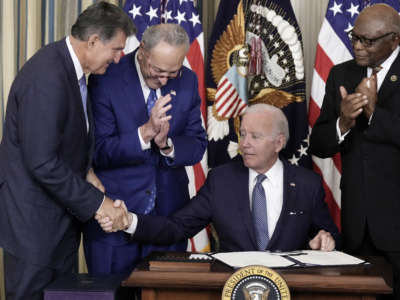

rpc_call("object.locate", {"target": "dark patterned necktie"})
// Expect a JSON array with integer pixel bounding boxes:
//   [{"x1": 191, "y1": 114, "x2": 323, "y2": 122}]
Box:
[{"x1": 252, "y1": 174, "x2": 269, "y2": 250}]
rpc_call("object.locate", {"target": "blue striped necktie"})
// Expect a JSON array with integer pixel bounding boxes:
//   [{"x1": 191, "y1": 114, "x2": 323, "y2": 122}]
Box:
[
  {"x1": 146, "y1": 88, "x2": 157, "y2": 116},
  {"x1": 144, "y1": 88, "x2": 157, "y2": 214},
  {"x1": 252, "y1": 174, "x2": 269, "y2": 250}
]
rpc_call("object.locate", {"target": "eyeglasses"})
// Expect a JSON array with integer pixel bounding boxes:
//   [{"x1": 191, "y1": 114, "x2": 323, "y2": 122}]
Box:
[
  {"x1": 142, "y1": 50, "x2": 182, "y2": 79},
  {"x1": 148, "y1": 62, "x2": 181, "y2": 79},
  {"x1": 348, "y1": 30, "x2": 396, "y2": 48}
]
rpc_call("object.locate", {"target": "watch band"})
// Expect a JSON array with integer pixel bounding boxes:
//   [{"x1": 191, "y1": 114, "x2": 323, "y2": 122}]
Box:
[{"x1": 159, "y1": 138, "x2": 171, "y2": 150}]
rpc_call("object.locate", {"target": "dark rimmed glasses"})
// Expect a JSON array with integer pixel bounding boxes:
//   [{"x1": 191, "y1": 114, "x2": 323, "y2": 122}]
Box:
[{"x1": 348, "y1": 30, "x2": 397, "y2": 48}]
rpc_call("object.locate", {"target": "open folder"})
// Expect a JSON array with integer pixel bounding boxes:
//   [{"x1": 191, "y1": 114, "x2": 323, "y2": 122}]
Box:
[{"x1": 211, "y1": 250, "x2": 366, "y2": 268}]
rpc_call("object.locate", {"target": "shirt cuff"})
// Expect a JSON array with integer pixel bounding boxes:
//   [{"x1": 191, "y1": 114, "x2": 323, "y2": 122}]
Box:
[
  {"x1": 138, "y1": 127, "x2": 151, "y2": 150},
  {"x1": 336, "y1": 118, "x2": 350, "y2": 144},
  {"x1": 96, "y1": 195, "x2": 106, "y2": 213},
  {"x1": 160, "y1": 138, "x2": 175, "y2": 158},
  {"x1": 124, "y1": 212, "x2": 138, "y2": 235},
  {"x1": 368, "y1": 113, "x2": 374, "y2": 125}
]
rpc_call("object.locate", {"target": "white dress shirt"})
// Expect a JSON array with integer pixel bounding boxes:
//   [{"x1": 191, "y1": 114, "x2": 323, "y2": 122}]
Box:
[{"x1": 249, "y1": 158, "x2": 283, "y2": 238}]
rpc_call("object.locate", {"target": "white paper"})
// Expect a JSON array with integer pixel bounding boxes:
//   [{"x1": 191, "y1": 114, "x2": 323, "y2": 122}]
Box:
[
  {"x1": 282, "y1": 250, "x2": 365, "y2": 266},
  {"x1": 211, "y1": 250, "x2": 365, "y2": 268},
  {"x1": 212, "y1": 251, "x2": 294, "y2": 268}
]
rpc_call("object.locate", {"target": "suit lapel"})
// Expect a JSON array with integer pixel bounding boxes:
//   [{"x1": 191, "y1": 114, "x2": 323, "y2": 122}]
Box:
[
  {"x1": 347, "y1": 61, "x2": 366, "y2": 92},
  {"x1": 58, "y1": 39, "x2": 88, "y2": 131},
  {"x1": 378, "y1": 51, "x2": 400, "y2": 102},
  {"x1": 123, "y1": 50, "x2": 148, "y2": 126},
  {"x1": 86, "y1": 93, "x2": 95, "y2": 169},
  {"x1": 235, "y1": 163, "x2": 258, "y2": 249}
]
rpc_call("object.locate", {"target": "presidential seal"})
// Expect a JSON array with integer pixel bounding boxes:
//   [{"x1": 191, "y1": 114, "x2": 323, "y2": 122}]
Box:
[{"x1": 222, "y1": 265, "x2": 290, "y2": 300}]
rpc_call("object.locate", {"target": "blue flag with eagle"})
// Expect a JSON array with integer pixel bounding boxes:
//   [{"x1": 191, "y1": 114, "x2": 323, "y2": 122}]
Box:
[{"x1": 206, "y1": 0, "x2": 310, "y2": 168}]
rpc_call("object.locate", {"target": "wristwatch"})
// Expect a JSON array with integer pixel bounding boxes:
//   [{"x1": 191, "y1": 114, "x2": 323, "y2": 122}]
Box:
[{"x1": 159, "y1": 138, "x2": 172, "y2": 150}]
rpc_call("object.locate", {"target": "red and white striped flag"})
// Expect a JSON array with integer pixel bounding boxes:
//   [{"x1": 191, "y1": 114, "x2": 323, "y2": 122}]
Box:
[{"x1": 308, "y1": 0, "x2": 400, "y2": 229}]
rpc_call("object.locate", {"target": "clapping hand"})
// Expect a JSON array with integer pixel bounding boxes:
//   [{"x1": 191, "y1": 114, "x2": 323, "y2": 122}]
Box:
[
  {"x1": 140, "y1": 94, "x2": 172, "y2": 143},
  {"x1": 338, "y1": 86, "x2": 368, "y2": 134}
]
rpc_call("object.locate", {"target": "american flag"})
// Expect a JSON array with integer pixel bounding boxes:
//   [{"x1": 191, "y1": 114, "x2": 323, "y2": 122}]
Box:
[
  {"x1": 308, "y1": 0, "x2": 400, "y2": 229},
  {"x1": 123, "y1": 0, "x2": 210, "y2": 252}
]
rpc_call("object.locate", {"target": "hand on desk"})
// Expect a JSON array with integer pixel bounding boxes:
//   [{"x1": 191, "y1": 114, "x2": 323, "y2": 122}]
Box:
[
  {"x1": 95, "y1": 197, "x2": 129, "y2": 232},
  {"x1": 309, "y1": 229, "x2": 335, "y2": 251}
]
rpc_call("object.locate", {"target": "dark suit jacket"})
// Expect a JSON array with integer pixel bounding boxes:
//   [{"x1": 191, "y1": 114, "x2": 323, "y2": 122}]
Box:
[
  {"x1": 83, "y1": 49, "x2": 207, "y2": 246},
  {"x1": 309, "y1": 53, "x2": 400, "y2": 252},
  {"x1": 0, "y1": 39, "x2": 103, "y2": 268},
  {"x1": 133, "y1": 159, "x2": 340, "y2": 252}
]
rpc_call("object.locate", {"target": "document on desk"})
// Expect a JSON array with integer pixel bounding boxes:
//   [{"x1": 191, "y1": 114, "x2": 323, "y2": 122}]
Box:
[{"x1": 211, "y1": 250, "x2": 366, "y2": 268}]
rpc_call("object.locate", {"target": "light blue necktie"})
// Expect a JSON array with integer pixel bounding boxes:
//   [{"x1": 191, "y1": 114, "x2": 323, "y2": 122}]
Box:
[
  {"x1": 146, "y1": 88, "x2": 157, "y2": 116},
  {"x1": 252, "y1": 174, "x2": 269, "y2": 250},
  {"x1": 78, "y1": 75, "x2": 88, "y2": 127}
]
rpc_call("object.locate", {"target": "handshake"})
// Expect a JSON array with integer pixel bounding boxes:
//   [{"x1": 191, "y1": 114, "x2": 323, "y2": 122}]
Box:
[
  {"x1": 87, "y1": 168, "x2": 131, "y2": 232},
  {"x1": 95, "y1": 197, "x2": 132, "y2": 232}
]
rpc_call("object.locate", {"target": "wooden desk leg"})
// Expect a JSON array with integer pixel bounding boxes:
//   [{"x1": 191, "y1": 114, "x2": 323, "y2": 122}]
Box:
[{"x1": 141, "y1": 288, "x2": 156, "y2": 300}]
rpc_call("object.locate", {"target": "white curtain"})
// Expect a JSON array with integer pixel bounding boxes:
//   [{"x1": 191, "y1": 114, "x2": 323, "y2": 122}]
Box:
[{"x1": 291, "y1": 0, "x2": 329, "y2": 103}]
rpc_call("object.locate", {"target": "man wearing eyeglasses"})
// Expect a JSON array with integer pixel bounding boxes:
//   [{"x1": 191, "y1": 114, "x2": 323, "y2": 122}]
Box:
[
  {"x1": 83, "y1": 23, "x2": 207, "y2": 275},
  {"x1": 310, "y1": 4, "x2": 400, "y2": 299}
]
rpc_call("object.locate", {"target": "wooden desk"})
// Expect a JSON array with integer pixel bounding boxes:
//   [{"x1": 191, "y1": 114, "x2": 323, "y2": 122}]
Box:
[{"x1": 122, "y1": 253, "x2": 392, "y2": 300}]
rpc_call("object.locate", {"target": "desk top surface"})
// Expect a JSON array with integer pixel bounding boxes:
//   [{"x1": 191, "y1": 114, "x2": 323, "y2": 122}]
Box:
[{"x1": 122, "y1": 252, "x2": 392, "y2": 294}]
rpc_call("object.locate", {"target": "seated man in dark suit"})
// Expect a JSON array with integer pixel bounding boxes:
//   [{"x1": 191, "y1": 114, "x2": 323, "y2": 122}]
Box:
[{"x1": 98, "y1": 103, "x2": 340, "y2": 252}]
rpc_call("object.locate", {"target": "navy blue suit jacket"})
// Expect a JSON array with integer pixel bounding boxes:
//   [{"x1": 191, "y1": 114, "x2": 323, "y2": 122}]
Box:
[
  {"x1": 133, "y1": 159, "x2": 341, "y2": 252},
  {"x1": 84, "y1": 50, "x2": 207, "y2": 246},
  {"x1": 0, "y1": 39, "x2": 103, "y2": 268}
]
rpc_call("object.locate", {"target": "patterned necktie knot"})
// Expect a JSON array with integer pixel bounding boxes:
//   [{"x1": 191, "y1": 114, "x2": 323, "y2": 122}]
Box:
[
  {"x1": 256, "y1": 174, "x2": 266, "y2": 185},
  {"x1": 372, "y1": 66, "x2": 382, "y2": 75}
]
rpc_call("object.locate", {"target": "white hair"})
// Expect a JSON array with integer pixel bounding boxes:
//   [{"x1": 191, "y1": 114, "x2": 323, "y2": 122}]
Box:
[{"x1": 243, "y1": 103, "x2": 289, "y2": 145}]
